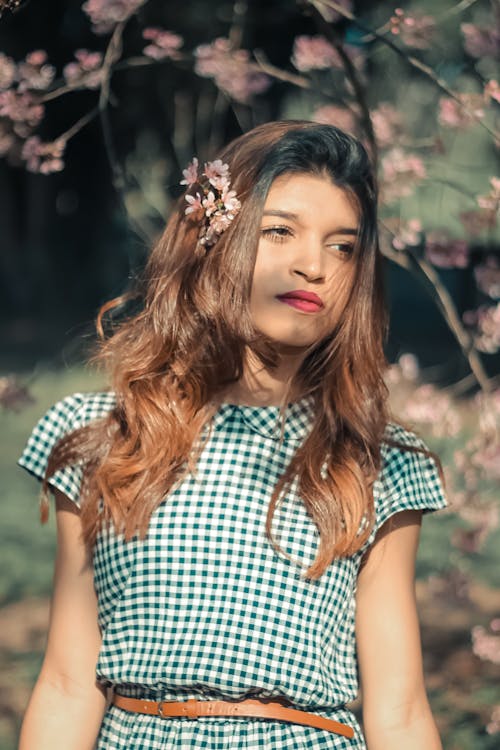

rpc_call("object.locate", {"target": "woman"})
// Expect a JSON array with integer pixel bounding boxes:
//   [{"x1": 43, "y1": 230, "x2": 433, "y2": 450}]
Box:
[{"x1": 17, "y1": 120, "x2": 447, "y2": 749}]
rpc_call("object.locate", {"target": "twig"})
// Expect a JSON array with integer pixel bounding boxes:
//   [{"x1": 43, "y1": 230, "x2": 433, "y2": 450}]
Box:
[
  {"x1": 58, "y1": 106, "x2": 100, "y2": 143},
  {"x1": 380, "y1": 234, "x2": 492, "y2": 393},
  {"x1": 308, "y1": 3, "x2": 377, "y2": 164},
  {"x1": 253, "y1": 50, "x2": 310, "y2": 89},
  {"x1": 97, "y1": 21, "x2": 151, "y2": 244}
]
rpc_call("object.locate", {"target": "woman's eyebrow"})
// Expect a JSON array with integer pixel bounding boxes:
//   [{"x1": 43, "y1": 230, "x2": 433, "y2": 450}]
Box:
[{"x1": 262, "y1": 210, "x2": 299, "y2": 220}]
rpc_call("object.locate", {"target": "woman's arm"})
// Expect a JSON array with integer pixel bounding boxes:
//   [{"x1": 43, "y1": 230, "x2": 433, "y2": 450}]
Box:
[
  {"x1": 19, "y1": 490, "x2": 108, "y2": 750},
  {"x1": 355, "y1": 509, "x2": 442, "y2": 750}
]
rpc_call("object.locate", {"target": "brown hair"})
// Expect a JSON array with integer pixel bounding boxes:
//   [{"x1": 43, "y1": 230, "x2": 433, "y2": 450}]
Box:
[{"x1": 42, "y1": 120, "x2": 416, "y2": 580}]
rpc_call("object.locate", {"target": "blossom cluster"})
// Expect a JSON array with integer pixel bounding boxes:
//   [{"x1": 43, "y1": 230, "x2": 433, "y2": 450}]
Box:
[
  {"x1": 474, "y1": 256, "x2": 500, "y2": 299},
  {"x1": 21, "y1": 136, "x2": 65, "y2": 174},
  {"x1": 461, "y1": 22, "x2": 500, "y2": 59},
  {"x1": 0, "y1": 50, "x2": 60, "y2": 169},
  {"x1": 438, "y1": 94, "x2": 485, "y2": 130},
  {"x1": 181, "y1": 158, "x2": 241, "y2": 248},
  {"x1": 291, "y1": 35, "x2": 364, "y2": 73},
  {"x1": 380, "y1": 147, "x2": 426, "y2": 203},
  {"x1": 371, "y1": 103, "x2": 404, "y2": 148},
  {"x1": 63, "y1": 49, "x2": 104, "y2": 89},
  {"x1": 424, "y1": 230, "x2": 469, "y2": 269},
  {"x1": 194, "y1": 38, "x2": 270, "y2": 104},
  {"x1": 82, "y1": 0, "x2": 146, "y2": 35},
  {"x1": 464, "y1": 302, "x2": 500, "y2": 354},
  {"x1": 389, "y1": 8, "x2": 436, "y2": 49},
  {"x1": 142, "y1": 28, "x2": 184, "y2": 61},
  {"x1": 471, "y1": 620, "x2": 500, "y2": 665},
  {"x1": 390, "y1": 219, "x2": 423, "y2": 251}
]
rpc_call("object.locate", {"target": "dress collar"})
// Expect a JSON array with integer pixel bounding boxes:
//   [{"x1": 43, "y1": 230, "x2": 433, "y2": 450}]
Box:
[{"x1": 210, "y1": 394, "x2": 316, "y2": 443}]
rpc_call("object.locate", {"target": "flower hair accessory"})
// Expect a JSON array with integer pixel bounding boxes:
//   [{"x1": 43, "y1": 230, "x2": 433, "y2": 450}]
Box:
[{"x1": 180, "y1": 157, "x2": 241, "y2": 248}]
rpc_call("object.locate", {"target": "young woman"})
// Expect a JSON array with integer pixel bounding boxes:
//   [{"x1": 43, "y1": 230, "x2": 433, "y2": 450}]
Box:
[{"x1": 17, "y1": 120, "x2": 447, "y2": 750}]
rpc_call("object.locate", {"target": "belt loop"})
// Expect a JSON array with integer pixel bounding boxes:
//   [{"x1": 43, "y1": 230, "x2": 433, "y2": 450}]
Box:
[{"x1": 157, "y1": 700, "x2": 166, "y2": 718}]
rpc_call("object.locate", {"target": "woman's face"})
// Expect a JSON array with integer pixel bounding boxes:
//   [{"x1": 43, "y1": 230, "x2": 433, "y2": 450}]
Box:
[{"x1": 250, "y1": 172, "x2": 359, "y2": 352}]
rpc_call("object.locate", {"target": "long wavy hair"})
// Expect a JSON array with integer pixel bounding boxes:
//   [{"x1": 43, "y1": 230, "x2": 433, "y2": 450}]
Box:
[{"x1": 42, "y1": 120, "x2": 426, "y2": 580}]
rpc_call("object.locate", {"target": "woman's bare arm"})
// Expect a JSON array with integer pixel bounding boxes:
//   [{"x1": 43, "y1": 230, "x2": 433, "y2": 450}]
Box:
[
  {"x1": 19, "y1": 489, "x2": 108, "y2": 750},
  {"x1": 355, "y1": 509, "x2": 442, "y2": 750}
]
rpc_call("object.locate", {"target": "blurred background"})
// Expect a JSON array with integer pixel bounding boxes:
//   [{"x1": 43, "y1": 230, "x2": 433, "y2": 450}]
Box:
[{"x1": 1, "y1": 0, "x2": 499, "y2": 747}]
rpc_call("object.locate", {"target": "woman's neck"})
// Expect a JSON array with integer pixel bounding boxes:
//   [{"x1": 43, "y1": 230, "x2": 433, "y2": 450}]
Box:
[{"x1": 217, "y1": 348, "x2": 305, "y2": 407}]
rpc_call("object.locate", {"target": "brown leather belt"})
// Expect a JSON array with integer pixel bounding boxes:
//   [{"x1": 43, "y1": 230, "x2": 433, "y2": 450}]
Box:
[{"x1": 112, "y1": 694, "x2": 355, "y2": 739}]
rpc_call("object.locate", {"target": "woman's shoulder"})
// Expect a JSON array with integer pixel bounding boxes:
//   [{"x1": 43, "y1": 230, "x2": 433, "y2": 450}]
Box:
[
  {"x1": 364, "y1": 420, "x2": 448, "y2": 544},
  {"x1": 42, "y1": 390, "x2": 118, "y2": 429},
  {"x1": 17, "y1": 390, "x2": 117, "y2": 505},
  {"x1": 382, "y1": 420, "x2": 430, "y2": 451}
]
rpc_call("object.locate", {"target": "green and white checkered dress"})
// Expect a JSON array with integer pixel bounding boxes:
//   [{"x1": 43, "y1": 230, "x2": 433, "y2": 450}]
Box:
[{"x1": 18, "y1": 391, "x2": 447, "y2": 749}]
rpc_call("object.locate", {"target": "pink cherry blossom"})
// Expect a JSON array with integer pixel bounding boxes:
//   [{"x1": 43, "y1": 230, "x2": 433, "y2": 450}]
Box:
[
  {"x1": 391, "y1": 218, "x2": 423, "y2": 251},
  {"x1": 465, "y1": 302, "x2": 500, "y2": 353},
  {"x1": 484, "y1": 79, "x2": 500, "y2": 104},
  {"x1": 471, "y1": 442, "x2": 500, "y2": 480},
  {"x1": 486, "y1": 705, "x2": 500, "y2": 735},
  {"x1": 142, "y1": 28, "x2": 184, "y2": 61},
  {"x1": 63, "y1": 50, "x2": 104, "y2": 89},
  {"x1": 184, "y1": 192, "x2": 203, "y2": 215},
  {"x1": 389, "y1": 8, "x2": 436, "y2": 49},
  {"x1": 194, "y1": 38, "x2": 270, "y2": 104},
  {"x1": 402, "y1": 383, "x2": 461, "y2": 437},
  {"x1": 0, "y1": 89, "x2": 44, "y2": 126},
  {"x1": 461, "y1": 23, "x2": 500, "y2": 59},
  {"x1": 180, "y1": 157, "x2": 199, "y2": 187},
  {"x1": 203, "y1": 159, "x2": 231, "y2": 191},
  {"x1": 398, "y1": 352, "x2": 419, "y2": 381},
  {"x1": 459, "y1": 207, "x2": 497, "y2": 236},
  {"x1": 21, "y1": 136, "x2": 65, "y2": 174},
  {"x1": 202, "y1": 159, "x2": 229, "y2": 180},
  {"x1": 208, "y1": 212, "x2": 232, "y2": 234},
  {"x1": 82, "y1": 0, "x2": 146, "y2": 34},
  {"x1": 477, "y1": 177, "x2": 500, "y2": 212},
  {"x1": 17, "y1": 50, "x2": 55, "y2": 92},
  {"x1": 438, "y1": 94, "x2": 485, "y2": 129},
  {"x1": 424, "y1": 230, "x2": 469, "y2": 269},
  {"x1": 312, "y1": 104, "x2": 358, "y2": 135},
  {"x1": 472, "y1": 623, "x2": 500, "y2": 665},
  {"x1": 380, "y1": 148, "x2": 426, "y2": 203},
  {"x1": 291, "y1": 35, "x2": 363, "y2": 73},
  {"x1": 291, "y1": 35, "x2": 342, "y2": 71},
  {"x1": 371, "y1": 103, "x2": 404, "y2": 148},
  {"x1": 0, "y1": 52, "x2": 16, "y2": 90},
  {"x1": 475, "y1": 257, "x2": 500, "y2": 299},
  {"x1": 221, "y1": 188, "x2": 241, "y2": 215},
  {"x1": 201, "y1": 190, "x2": 218, "y2": 217}
]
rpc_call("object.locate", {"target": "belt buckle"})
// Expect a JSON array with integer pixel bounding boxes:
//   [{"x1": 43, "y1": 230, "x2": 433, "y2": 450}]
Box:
[{"x1": 157, "y1": 699, "x2": 199, "y2": 720}]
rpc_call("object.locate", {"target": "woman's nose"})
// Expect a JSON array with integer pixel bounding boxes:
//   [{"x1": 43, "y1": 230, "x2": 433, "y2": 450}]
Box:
[{"x1": 291, "y1": 240, "x2": 325, "y2": 282}]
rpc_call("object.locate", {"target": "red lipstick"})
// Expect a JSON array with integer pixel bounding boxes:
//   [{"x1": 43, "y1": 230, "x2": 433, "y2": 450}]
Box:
[{"x1": 276, "y1": 289, "x2": 324, "y2": 313}]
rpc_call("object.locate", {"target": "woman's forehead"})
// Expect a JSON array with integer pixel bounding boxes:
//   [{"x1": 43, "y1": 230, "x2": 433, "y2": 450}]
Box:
[{"x1": 264, "y1": 172, "x2": 360, "y2": 224}]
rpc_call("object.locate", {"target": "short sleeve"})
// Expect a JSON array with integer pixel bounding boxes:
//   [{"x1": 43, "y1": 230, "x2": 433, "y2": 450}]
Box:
[
  {"x1": 17, "y1": 391, "x2": 116, "y2": 507},
  {"x1": 361, "y1": 422, "x2": 448, "y2": 551}
]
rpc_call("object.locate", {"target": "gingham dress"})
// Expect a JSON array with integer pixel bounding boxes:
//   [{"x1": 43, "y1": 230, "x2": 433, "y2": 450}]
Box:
[{"x1": 18, "y1": 391, "x2": 447, "y2": 750}]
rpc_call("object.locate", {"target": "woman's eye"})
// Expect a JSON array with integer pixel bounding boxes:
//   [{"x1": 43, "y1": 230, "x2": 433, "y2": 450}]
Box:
[
  {"x1": 328, "y1": 243, "x2": 354, "y2": 255},
  {"x1": 261, "y1": 226, "x2": 293, "y2": 242}
]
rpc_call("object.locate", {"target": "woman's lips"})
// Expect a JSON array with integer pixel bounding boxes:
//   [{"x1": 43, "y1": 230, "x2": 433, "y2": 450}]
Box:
[{"x1": 276, "y1": 296, "x2": 323, "y2": 313}]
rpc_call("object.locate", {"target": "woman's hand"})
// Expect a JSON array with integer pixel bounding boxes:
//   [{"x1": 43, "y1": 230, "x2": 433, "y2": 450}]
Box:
[
  {"x1": 355, "y1": 509, "x2": 443, "y2": 750},
  {"x1": 18, "y1": 489, "x2": 108, "y2": 750}
]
